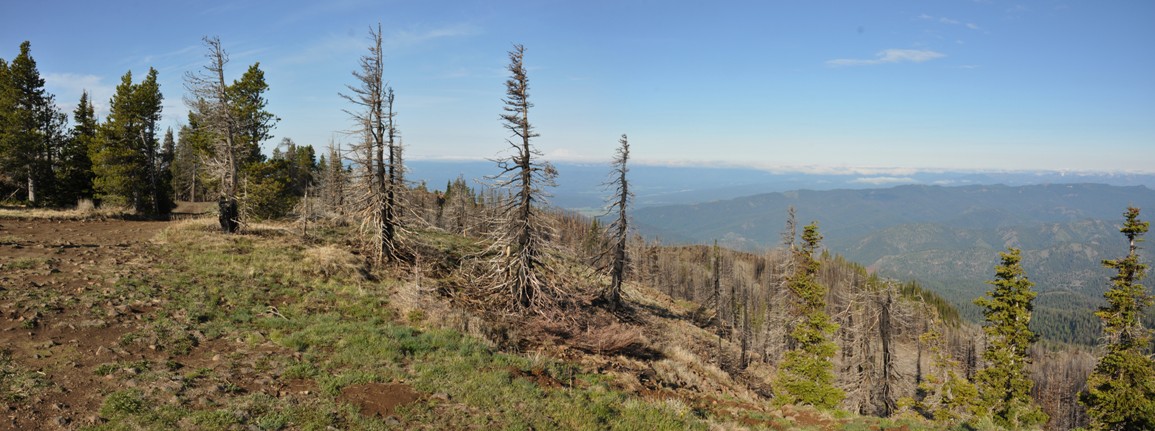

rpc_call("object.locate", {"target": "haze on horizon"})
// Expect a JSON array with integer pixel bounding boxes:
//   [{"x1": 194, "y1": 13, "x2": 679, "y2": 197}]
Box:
[{"x1": 3, "y1": 0, "x2": 1152, "y2": 173}]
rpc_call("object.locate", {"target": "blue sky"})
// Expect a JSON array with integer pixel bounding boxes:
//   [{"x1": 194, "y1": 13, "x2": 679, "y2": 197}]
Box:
[{"x1": 3, "y1": 0, "x2": 1153, "y2": 173}]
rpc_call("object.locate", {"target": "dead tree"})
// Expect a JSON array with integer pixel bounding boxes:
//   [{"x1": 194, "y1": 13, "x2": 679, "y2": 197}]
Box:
[
  {"x1": 184, "y1": 36, "x2": 240, "y2": 232},
  {"x1": 484, "y1": 44, "x2": 559, "y2": 310},
  {"x1": 602, "y1": 134, "x2": 632, "y2": 308},
  {"x1": 341, "y1": 23, "x2": 402, "y2": 262}
]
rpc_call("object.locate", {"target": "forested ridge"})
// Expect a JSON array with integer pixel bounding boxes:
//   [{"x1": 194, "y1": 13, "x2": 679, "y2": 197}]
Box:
[{"x1": 2, "y1": 37, "x2": 1153, "y2": 430}]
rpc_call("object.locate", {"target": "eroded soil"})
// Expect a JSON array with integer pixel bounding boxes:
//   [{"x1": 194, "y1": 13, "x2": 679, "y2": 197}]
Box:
[{"x1": 1, "y1": 218, "x2": 177, "y2": 429}]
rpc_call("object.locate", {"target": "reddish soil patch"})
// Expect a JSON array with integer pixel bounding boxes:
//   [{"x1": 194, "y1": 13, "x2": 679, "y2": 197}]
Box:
[
  {"x1": 508, "y1": 366, "x2": 567, "y2": 389},
  {"x1": 339, "y1": 382, "x2": 422, "y2": 418}
]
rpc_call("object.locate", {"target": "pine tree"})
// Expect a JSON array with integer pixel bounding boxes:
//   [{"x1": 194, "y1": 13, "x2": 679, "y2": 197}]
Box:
[
  {"x1": 91, "y1": 68, "x2": 168, "y2": 214},
  {"x1": 58, "y1": 91, "x2": 97, "y2": 204},
  {"x1": 974, "y1": 248, "x2": 1048, "y2": 429},
  {"x1": 0, "y1": 41, "x2": 65, "y2": 206},
  {"x1": 1081, "y1": 207, "x2": 1155, "y2": 430},
  {"x1": 774, "y1": 221, "x2": 844, "y2": 408},
  {"x1": 902, "y1": 320, "x2": 980, "y2": 424},
  {"x1": 229, "y1": 62, "x2": 278, "y2": 166}
]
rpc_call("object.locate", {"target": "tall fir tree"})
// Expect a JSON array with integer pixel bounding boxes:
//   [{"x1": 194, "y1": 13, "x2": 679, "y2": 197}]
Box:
[
  {"x1": 57, "y1": 91, "x2": 97, "y2": 204},
  {"x1": 91, "y1": 68, "x2": 169, "y2": 214},
  {"x1": 1081, "y1": 207, "x2": 1155, "y2": 430},
  {"x1": 974, "y1": 248, "x2": 1048, "y2": 429},
  {"x1": 0, "y1": 41, "x2": 65, "y2": 206},
  {"x1": 774, "y1": 221, "x2": 844, "y2": 408},
  {"x1": 228, "y1": 62, "x2": 277, "y2": 166}
]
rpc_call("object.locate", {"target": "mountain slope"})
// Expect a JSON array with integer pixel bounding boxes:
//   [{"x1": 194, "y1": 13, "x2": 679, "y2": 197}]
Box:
[{"x1": 633, "y1": 183, "x2": 1155, "y2": 344}]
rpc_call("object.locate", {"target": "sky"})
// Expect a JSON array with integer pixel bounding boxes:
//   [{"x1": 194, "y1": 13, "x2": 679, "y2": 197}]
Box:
[{"x1": 2, "y1": 0, "x2": 1153, "y2": 174}]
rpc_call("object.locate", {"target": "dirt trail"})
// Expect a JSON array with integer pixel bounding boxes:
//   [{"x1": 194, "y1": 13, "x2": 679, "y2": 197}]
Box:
[{"x1": 1, "y1": 217, "x2": 175, "y2": 430}]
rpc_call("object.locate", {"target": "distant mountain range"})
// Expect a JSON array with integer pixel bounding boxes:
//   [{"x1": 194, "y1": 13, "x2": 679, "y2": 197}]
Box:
[
  {"x1": 407, "y1": 160, "x2": 1155, "y2": 212},
  {"x1": 629, "y1": 183, "x2": 1155, "y2": 344}
]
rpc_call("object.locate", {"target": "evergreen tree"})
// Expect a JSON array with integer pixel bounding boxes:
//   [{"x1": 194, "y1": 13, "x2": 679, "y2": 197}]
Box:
[
  {"x1": 0, "y1": 41, "x2": 65, "y2": 206},
  {"x1": 774, "y1": 221, "x2": 844, "y2": 408},
  {"x1": 228, "y1": 62, "x2": 277, "y2": 166},
  {"x1": 58, "y1": 91, "x2": 97, "y2": 204},
  {"x1": 91, "y1": 68, "x2": 169, "y2": 214},
  {"x1": 1082, "y1": 207, "x2": 1155, "y2": 430},
  {"x1": 902, "y1": 320, "x2": 981, "y2": 424},
  {"x1": 974, "y1": 248, "x2": 1048, "y2": 429},
  {"x1": 157, "y1": 127, "x2": 175, "y2": 209}
]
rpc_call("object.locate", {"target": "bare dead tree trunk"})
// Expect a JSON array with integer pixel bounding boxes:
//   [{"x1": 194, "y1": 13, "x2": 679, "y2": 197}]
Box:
[
  {"x1": 184, "y1": 36, "x2": 240, "y2": 233},
  {"x1": 604, "y1": 134, "x2": 632, "y2": 309},
  {"x1": 341, "y1": 24, "x2": 402, "y2": 262},
  {"x1": 483, "y1": 44, "x2": 559, "y2": 311}
]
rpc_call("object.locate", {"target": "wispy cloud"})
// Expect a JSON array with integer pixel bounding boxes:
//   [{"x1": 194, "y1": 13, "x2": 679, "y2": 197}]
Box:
[
  {"x1": 826, "y1": 49, "x2": 945, "y2": 67},
  {"x1": 919, "y1": 13, "x2": 982, "y2": 31},
  {"x1": 43, "y1": 73, "x2": 116, "y2": 118},
  {"x1": 284, "y1": 23, "x2": 480, "y2": 65},
  {"x1": 850, "y1": 176, "x2": 918, "y2": 185},
  {"x1": 383, "y1": 23, "x2": 480, "y2": 52}
]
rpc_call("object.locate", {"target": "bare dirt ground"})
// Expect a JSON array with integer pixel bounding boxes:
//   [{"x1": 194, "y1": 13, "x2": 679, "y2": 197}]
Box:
[
  {"x1": 0, "y1": 208, "x2": 427, "y2": 430},
  {"x1": 1, "y1": 216, "x2": 173, "y2": 429}
]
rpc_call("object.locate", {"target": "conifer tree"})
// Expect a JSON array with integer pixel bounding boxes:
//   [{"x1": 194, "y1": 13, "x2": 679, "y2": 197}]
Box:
[
  {"x1": 1081, "y1": 207, "x2": 1155, "y2": 430},
  {"x1": 902, "y1": 319, "x2": 980, "y2": 424},
  {"x1": 229, "y1": 62, "x2": 278, "y2": 166},
  {"x1": 0, "y1": 41, "x2": 65, "y2": 206},
  {"x1": 91, "y1": 68, "x2": 169, "y2": 214},
  {"x1": 974, "y1": 248, "x2": 1048, "y2": 429},
  {"x1": 58, "y1": 91, "x2": 97, "y2": 203},
  {"x1": 774, "y1": 221, "x2": 844, "y2": 408}
]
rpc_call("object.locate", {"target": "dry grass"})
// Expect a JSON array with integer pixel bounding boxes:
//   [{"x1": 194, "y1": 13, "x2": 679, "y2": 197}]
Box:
[
  {"x1": 0, "y1": 204, "x2": 135, "y2": 220},
  {"x1": 302, "y1": 244, "x2": 362, "y2": 278}
]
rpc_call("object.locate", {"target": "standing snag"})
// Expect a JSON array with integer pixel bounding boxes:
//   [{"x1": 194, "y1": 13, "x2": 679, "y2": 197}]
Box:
[
  {"x1": 184, "y1": 36, "x2": 242, "y2": 232},
  {"x1": 484, "y1": 44, "x2": 559, "y2": 310},
  {"x1": 603, "y1": 133, "x2": 632, "y2": 308},
  {"x1": 341, "y1": 23, "x2": 403, "y2": 262}
]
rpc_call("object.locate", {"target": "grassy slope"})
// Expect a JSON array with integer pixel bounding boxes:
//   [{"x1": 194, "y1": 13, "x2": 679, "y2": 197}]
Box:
[{"x1": 4, "y1": 215, "x2": 961, "y2": 430}]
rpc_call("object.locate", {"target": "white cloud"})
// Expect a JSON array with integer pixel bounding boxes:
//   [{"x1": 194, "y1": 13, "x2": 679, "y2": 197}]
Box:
[
  {"x1": 966, "y1": 23, "x2": 981, "y2": 30},
  {"x1": 826, "y1": 49, "x2": 946, "y2": 67},
  {"x1": 850, "y1": 176, "x2": 918, "y2": 185},
  {"x1": 43, "y1": 73, "x2": 116, "y2": 118}
]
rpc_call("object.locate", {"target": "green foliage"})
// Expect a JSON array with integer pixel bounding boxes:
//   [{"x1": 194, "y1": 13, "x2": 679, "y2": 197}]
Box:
[
  {"x1": 974, "y1": 248, "x2": 1048, "y2": 429},
  {"x1": 1082, "y1": 207, "x2": 1155, "y2": 430},
  {"x1": 911, "y1": 322, "x2": 980, "y2": 425},
  {"x1": 242, "y1": 140, "x2": 316, "y2": 220},
  {"x1": 56, "y1": 91, "x2": 98, "y2": 204},
  {"x1": 91, "y1": 68, "x2": 172, "y2": 214},
  {"x1": 775, "y1": 222, "x2": 844, "y2": 409},
  {"x1": 229, "y1": 62, "x2": 278, "y2": 166},
  {"x1": 0, "y1": 41, "x2": 68, "y2": 206}
]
